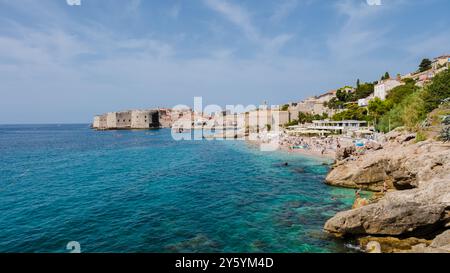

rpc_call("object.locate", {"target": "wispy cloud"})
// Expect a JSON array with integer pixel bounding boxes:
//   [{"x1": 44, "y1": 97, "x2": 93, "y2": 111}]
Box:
[
  {"x1": 203, "y1": 0, "x2": 293, "y2": 55},
  {"x1": 126, "y1": 0, "x2": 142, "y2": 14},
  {"x1": 270, "y1": 0, "x2": 298, "y2": 23},
  {"x1": 203, "y1": 0, "x2": 260, "y2": 42},
  {"x1": 168, "y1": 3, "x2": 181, "y2": 19},
  {"x1": 327, "y1": 0, "x2": 389, "y2": 59}
]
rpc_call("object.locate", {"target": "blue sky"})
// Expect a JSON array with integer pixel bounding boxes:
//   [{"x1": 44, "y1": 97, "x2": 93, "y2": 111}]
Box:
[{"x1": 0, "y1": 0, "x2": 449, "y2": 123}]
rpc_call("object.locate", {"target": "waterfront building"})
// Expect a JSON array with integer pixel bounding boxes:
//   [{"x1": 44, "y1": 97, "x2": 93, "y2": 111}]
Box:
[{"x1": 309, "y1": 120, "x2": 368, "y2": 135}]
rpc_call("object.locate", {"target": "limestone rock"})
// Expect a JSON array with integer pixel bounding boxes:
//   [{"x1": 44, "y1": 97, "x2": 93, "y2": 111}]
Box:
[
  {"x1": 430, "y1": 230, "x2": 450, "y2": 249},
  {"x1": 326, "y1": 136, "x2": 450, "y2": 191},
  {"x1": 336, "y1": 145, "x2": 356, "y2": 161},
  {"x1": 359, "y1": 236, "x2": 430, "y2": 253},
  {"x1": 324, "y1": 176, "x2": 450, "y2": 237},
  {"x1": 366, "y1": 241, "x2": 381, "y2": 253}
]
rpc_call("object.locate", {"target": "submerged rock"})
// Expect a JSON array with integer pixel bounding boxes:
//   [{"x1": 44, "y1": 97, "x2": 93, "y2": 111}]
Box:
[
  {"x1": 365, "y1": 241, "x2": 381, "y2": 253},
  {"x1": 359, "y1": 236, "x2": 431, "y2": 253},
  {"x1": 399, "y1": 230, "x2": 450, "y2": 253}
]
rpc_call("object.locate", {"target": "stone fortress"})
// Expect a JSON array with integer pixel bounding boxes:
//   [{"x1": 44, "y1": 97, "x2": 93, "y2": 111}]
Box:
[{"x1": 93, "y1": 109, "x2": 161, "y2": 130}]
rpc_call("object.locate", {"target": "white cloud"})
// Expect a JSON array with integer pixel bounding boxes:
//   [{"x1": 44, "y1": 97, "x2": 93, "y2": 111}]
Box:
[
  {"x1": 327, "y1": 0, "x2": 388, "y2": 59},
  {"x1": 66, "y1": 0, "x2": 81, "y2": 6},
  {"x1": 270, "y1": 0, "x2": 298, "y2": 23},
  {"x1": 203, "y1": 0, "x2": 293, "y2": 55},
  {"x1": 168, "y1": 3, "x2": 181, "y2": 19},
  {"x1": 116, "y1": 38, "x2": 175, "y2": 58},
  {"x1": 203, "y1": 0, "x2": 260, "y2": 42},
  {"x1": 126, "y1": 0, "x2": 141, "y2": 14}
]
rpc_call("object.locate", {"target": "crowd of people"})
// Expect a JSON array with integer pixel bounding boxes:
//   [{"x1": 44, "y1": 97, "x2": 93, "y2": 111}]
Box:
[{"x1": 278, "y1": 134, "x2": 348, "y2": 157}]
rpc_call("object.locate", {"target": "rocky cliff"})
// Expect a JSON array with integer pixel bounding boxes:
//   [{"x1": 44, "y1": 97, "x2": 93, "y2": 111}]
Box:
[
  {"x1": 323, "y1": 128, "x2": 450, "y2": 253},
  {"x1": 326, "y1": 130, "x2": 450, "y2": 191}
]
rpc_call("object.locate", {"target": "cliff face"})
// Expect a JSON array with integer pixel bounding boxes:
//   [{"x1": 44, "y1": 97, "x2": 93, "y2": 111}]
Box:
[{"x1": 323, "y1": 129, "x2": 450, "y2": 252}]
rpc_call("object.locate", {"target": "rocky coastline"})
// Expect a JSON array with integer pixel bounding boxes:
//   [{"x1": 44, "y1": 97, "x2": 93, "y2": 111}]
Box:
[{"x1": 323, "y1": 126, "x2": 450, "y2": 253}]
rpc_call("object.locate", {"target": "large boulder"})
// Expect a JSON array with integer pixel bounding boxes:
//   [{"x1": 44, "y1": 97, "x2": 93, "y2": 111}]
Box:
[
  {"x1": 324, "y1": 176, "x2": 450, "y2": 237},
  {"x1": 335, "y1": 145, "x2": 356, "y2": 161},
  {"x1": 326, "y1": 138, "x2": 450, "y2": 191},
  {"x1": 430, "y1": 230, "x2": 450, "y2": 250}
]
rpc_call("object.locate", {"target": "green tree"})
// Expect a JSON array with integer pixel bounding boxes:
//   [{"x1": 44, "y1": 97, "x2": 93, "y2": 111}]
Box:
[
  {"x1": 421, "y1": 69, "x2": 450, "y2": 112},
  {"x1": 325, "y1": 97, "x2": 345, "y2": 109},
  {"x1": 377, "y1": 91, "x2": 426, "y2": 133},
  {"x1": 281, "y1": 104, "x2": 289, "y2": 111},
  {"x1": 419, "y1": 58, "x2": 432, "y2": 72},
  {"x1": 353, "y1": 82, "x2": 374, "y2": 100},
  {"x1": 368, "y1": 98, "x2": 393, "y2": 125},
  {"x1": 297, "y1": 112, "x2": 328, "y2": 124},
  {"x1": 386, "y1": 82, "x2": 417, "y2": 104},
  {"x1": 402, "y1": 78, "x2": 416, "y2": 85},
  {"x1": 332, "y1": 104, "x2": 368, "y2": 121},
  {"x1": 384, "y1": 72, "x2": 390, "y2": 80}
]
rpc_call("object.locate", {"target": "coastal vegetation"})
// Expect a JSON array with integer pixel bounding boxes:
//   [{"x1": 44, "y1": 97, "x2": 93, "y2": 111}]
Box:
[
  {"x1": 329, "y1": 69, "x2": 450, "y2": 133},
  {"x1": 325, "y1": 82, "x2": 374, "y2": 110},
  {"x1": 376, "y1": 69, "x2": 450, "y2": 133},
  {"x1": 284, "y1": 112, "x2": 328, "y2": 127},
  {"x1": 332, "y1": 104, "x2": 368, "y2": 121}
]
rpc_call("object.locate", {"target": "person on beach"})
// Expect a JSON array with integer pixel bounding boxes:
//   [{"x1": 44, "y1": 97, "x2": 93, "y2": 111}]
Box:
[
  {"x1": 355, "y1": 188, "x2": 361, "y2": 199},
  {"x1": 382, "y1": 181, "x2": 388, "y2": 194},
  {"x1": 353, "y1": 188, "x2": 368, "y2": 209}
]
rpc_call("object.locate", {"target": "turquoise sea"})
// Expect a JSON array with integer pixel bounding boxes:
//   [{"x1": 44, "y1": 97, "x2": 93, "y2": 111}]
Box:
[{"x1": 0, "y1": 124, "x2": 359, "y2": 253}]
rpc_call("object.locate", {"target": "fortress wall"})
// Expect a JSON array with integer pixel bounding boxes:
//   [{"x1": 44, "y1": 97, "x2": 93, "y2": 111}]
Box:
[
  {"x1": 93, "y1": 115, "x2": 108, "y2": 129},
  {"x1": 116, "y1": 111, "x2": 132, "y2": 129},
  {"x1": 93, "y1": 116, "x2": 100, "y2": 128},
  {"x1": 94, "y1": 109, "x2": 162, "y2": 130},
  {"x1": 131, "y1": 110, "x2": 149, "y2": 129},
  {"x1": 131, "y1": 110, "x2": 159, "y2": 129},
  {"x1": 106, "y1": 112, "x2": 117, "y2": 128}
]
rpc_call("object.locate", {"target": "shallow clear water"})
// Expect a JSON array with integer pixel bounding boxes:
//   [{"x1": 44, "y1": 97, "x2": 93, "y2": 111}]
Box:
[{"x1": 0, "y1": 124, "x2": 359, "y2": 253}]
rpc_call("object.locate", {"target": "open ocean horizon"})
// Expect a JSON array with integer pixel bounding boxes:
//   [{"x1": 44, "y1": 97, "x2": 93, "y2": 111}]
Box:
[{"x1": 0, "y1": 124, "x2": 359, "y2": 253}]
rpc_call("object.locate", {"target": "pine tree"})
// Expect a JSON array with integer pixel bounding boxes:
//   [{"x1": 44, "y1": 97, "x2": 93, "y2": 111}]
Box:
[{"x1": 419, "y1": 58, "x2": 432, "y2": 72}]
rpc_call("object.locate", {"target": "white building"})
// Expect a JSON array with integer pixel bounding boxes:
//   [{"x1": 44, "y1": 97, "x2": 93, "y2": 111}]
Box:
[
  {"x1": 310, "y1": 120, "x2": 368, "y2": 135},
  {"x1": 432, "y1": 55, "x2": 450, "y2": 70},
  {"x1": 358, "y1": 94, "x2": 374, "y2": 107},
  {"x1": 374, "y1": 79, "x2": 404, "y2": 100}
]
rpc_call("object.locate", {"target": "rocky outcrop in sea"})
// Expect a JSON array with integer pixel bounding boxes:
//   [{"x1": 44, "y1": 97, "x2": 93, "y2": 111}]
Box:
[{"x1": 323, "y1": 127, "x2": 450, "y2": 253}]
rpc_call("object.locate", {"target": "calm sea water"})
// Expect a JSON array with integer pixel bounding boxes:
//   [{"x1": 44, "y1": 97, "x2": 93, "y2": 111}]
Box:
[{"x1": 0, "y1": 124, "x2": 358, "y2": 253}]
